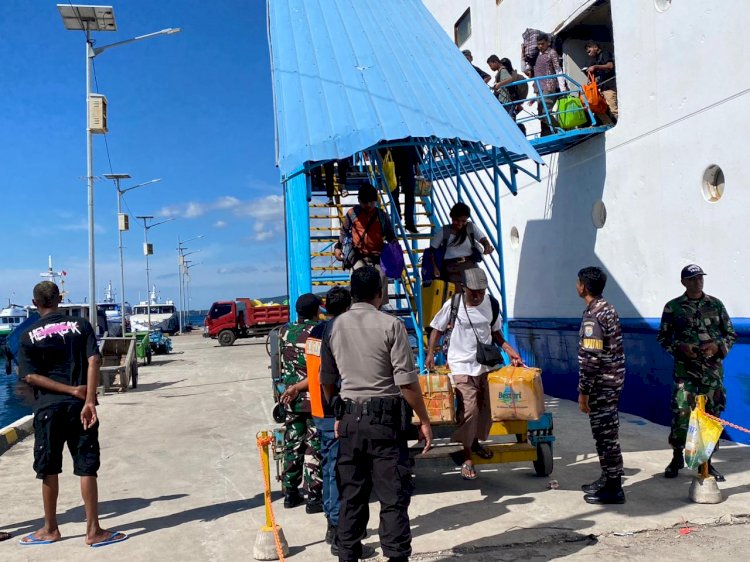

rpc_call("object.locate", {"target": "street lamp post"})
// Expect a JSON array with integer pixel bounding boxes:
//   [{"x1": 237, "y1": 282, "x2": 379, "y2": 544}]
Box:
[
  {"x1": 183, "y1": 261, "x2": 201, "y2": 322},
  {"x1": 104, "y1": 174, "x2": 161, "y2": 335},
  {"x1": 136, "y1": 215, "x2": 174, "y2": 331},
  {"x1": 177, "y1": 235, "x2": 203, "y2": 333},
  {"x1": 57, "y1": 4, "x2": 180, "y2": 332}
]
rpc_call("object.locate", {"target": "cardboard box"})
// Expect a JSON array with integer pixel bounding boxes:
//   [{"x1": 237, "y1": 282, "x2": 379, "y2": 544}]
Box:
[
  {"x1": 488, "y1": 366, "x2": 545, "y2": 421},
  {"x1": 412, "y1": 370, "x2": 455, "y2": 425}
]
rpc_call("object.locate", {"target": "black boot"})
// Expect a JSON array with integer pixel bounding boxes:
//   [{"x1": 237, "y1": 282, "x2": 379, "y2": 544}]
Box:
[
  {"x1": 584, "y1": 476, "x2": 625, "y2": 505},
  {"x1": 325, "y1": 521, "x2": 335, "y2": 545},
  {"x1": 305, "y1": 498, "x2": 324, "y2": 514},
  {"x1": 664, "y1": 448, "x2": 684, "y2": 478},
  {"x1": 707, "y1": 460, "x2": 726, "y2": 482},
  {"x1": 330, "y1": 538, "x2": 376, "y2": 559},
  {"x1": 581, "y1": 472, "x2": 607, "y2": 494},
  {"x1": 283, "y1": 488, "x2": 303, "y2": 508}
]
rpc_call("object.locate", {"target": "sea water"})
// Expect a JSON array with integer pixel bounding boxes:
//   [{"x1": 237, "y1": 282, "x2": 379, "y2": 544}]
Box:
[{"x1": 0, "y1": 366, "x2": 32, "y2": 428}]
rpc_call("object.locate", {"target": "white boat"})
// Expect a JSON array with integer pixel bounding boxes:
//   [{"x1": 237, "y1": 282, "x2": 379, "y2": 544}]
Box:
[
  {"x1": 0, "y1": 305, "x2": 28, "y2": 338},
  {"x1": 130, "y1": 287, "x2": 177, "y2": 333},
  {"x1": 98, "y1": 281, "x2": 132, "y2": 334},
  {"x1": 423, "y1": 0, "x2": 749, "y2": 441}
]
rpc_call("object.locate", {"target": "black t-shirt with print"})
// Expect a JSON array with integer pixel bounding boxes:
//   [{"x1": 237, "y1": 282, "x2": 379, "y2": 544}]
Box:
[{"x1": 17, "y1": 312, "x2": 100, "y2": 410}]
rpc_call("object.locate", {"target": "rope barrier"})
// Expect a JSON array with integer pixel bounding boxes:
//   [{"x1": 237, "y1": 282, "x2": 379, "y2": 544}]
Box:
[
  {"x1": 256, "y1": 432, "x2": 285, "y2": 562},
  {"x1": 702, "y1": 411, "x2": 750, "y2": 435}
]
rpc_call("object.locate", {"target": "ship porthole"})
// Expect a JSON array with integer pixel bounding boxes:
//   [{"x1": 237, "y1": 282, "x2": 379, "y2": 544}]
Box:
[
  {"x1": 510, "y1": 226, "x2": 520, "y2": 248},
  {"x1": 701, "y1": 165, "x2": 725, "y2": 203},
  {"x1": 592, "y1": 201, "x2": 607, "y2": 229},
  {"x1": 654, "y1": 0, "x2": 672, "y2": 12}
]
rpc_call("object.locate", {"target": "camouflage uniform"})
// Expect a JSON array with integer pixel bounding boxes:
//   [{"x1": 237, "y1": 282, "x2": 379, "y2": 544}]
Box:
[
  {"x1": 278, "y1": 321, "x2": 322, "y2": 500},
  {"x1": 657, "y1": 293, "x2": 735, "y2": 448},
  {"x1": 578, "y1": 297, "x2": 626, "y2": 479}
]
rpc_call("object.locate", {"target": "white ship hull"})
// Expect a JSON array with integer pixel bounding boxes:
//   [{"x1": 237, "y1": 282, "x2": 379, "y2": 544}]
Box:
[{"x1": 424, "y1": 0, "x2": 750, "y2": 441}]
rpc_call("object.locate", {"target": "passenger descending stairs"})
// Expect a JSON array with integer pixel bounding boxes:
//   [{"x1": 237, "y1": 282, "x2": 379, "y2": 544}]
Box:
[{"x1": 308, "y1": 154, "x2": 437, "y2": 366}]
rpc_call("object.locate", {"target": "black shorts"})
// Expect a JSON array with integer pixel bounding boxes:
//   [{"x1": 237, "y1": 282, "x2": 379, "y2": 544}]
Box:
[{"x1": 33, "y1": 402, "x2": 100, "y2": 479}]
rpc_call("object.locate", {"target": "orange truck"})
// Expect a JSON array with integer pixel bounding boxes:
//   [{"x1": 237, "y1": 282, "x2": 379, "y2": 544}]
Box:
[{"x1": 204, "y1": 298, "x2": 290, "y2": 346}]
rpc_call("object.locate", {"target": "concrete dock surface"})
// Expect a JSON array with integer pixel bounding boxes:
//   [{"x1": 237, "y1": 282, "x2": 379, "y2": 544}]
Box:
[{"x1": 1, "y1": 333, "x2": 749, "y2": 561}]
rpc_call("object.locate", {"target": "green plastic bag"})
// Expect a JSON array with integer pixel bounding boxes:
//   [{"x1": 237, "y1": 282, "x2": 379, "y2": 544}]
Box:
[{"x1": 556, "y1": 95, "x2": 587, "y2": 130}]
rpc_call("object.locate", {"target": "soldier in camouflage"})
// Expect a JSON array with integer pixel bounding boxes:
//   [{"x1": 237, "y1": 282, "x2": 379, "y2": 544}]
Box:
[
  {"x1": 576, "y1": 267, "x2": 626, "y2": 505},
  {"x1": 277, "y1": 293, "x2": 324, "y2": 512},
  {"x1": 658, "y1": 264, "x2": 735, "y2": 481}
]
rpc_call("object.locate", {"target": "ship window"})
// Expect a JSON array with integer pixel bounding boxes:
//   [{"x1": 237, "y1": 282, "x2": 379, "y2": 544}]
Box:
[
  {"x1": 654, "y1": 0, "x2": 672, "y2": 12},
  {"x1": 702, "y1": 165, "x2": 725, "y2": 203},
  {"x1": 592, "y1": 201, "x2": 607, "y2": 228},
  {"x1": 510, "y1": 226, "x2": 520, "y2": 248},
  {"x1": 454, "y1": 8, "x2": 471, "y2": 46}
]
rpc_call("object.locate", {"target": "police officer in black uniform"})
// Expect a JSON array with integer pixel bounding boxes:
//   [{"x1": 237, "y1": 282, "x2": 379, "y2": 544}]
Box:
[{"x1": 321, "y1": 267, "x2": 432, "y2": 562}]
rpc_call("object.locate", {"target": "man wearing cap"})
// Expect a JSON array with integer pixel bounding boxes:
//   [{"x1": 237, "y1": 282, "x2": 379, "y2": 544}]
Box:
[
  {"x1": 426, "y1": 268, "x2": 522, "y2": 481},
  {"x1": 658, "y1": 265, "x2": 735, "y2": 480},
  {"x1": 321, "y1": 266, "x2": 432, "y2": 562},
  {"x1": 277, "y1": 293, "x2": 324, "y2": 511}
]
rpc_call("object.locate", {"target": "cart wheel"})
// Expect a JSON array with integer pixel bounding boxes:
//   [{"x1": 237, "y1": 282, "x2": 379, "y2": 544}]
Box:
[
  {"x1": 146, "y1": 348, "x2": 152, "y2": 365},
  {"x1": 533, "y1": 442, "x2": 553, "y2": 477},
  {"x1": 131, "y1": 364, "x2": 139, "y2": 389}
]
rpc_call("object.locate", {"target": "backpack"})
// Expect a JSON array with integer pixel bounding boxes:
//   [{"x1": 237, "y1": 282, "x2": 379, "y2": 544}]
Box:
[
  {"x1": 421, "y1": 223, "x2": 482, "y2": 282},
  {"x1": 509, "y1": 72, "x2": 529, "y2": 102},
  {"x1": 341, "y1": 206, "x2": 388, "y2": 270},
  {"x1": 442, "y1": 292, "x2": 500, "y2": 357}
]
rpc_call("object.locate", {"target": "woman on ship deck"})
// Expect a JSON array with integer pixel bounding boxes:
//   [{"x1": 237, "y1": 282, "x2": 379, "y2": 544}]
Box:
[{"x1": 429, "y1": 202, "x2": 494, "y2": 289}]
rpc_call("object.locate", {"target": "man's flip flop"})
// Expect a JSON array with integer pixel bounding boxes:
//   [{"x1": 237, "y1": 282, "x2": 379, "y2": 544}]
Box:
[
  {"x1": 19, "y1": 533, "x2": 57, "y2": 545},
  {"x1": 472, "y1": 444, "x2": 494, "y2": 460},
  {"x1": 461, "y1": 463, "x2": 478, "y2": 480},
  {"x1": 90, "y1": 532, "x2": 128, "y2": 548}
]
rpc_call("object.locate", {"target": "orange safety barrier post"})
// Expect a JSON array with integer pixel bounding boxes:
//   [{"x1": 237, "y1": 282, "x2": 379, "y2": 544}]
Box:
[{"x1": 253, "y1": 431, "x2": 290, "y2": 561}]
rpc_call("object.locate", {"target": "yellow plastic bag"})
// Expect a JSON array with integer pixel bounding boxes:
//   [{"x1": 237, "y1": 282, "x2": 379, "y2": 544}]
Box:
[
  {"x1": 383, "y1": 150, "x2": 397, "y2": 192},
  {"x1": 684, "y1": 408, "x2": 723, "y2": 469}
]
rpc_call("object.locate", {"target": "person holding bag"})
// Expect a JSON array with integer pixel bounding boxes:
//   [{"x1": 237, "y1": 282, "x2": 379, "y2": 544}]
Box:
[
  {"x1": 425, "y1": 268, "x2": 522, "y2": 480},
  {"x1": 428, "y1": 203, "x2": 494, "y2": 289}
]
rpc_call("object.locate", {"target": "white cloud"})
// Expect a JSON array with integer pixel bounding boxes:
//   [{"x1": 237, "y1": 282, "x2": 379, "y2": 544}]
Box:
[
  {"x1": 157, "y1": 194, "x2": 283, "y2": 223},
  {"x1": 253, "y1": 230, "x2": 274, "y2": 241},
  {"x1": 60, "y1": 220, "x2": 106, "y2": 234},
  {"x1": 214, "y1": 220, "x2": 228, "y2": 228}
]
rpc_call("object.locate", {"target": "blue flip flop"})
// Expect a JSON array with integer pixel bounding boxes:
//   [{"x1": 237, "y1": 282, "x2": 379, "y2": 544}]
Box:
[
  {"x1": 90, "y1": 531, "x2": 128, "y2": 548},
  {"x1": 19, "y1": 533, "x2": 58, "y2": 546}
]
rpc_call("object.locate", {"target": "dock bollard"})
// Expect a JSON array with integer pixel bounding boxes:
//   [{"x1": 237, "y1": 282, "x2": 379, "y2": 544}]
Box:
[
  {"x1": 688, "y1": 395, "x2": 723, "y2": 504},
  {"x1": 254, "y1": 431, "x2": 289, "y2": 561}
]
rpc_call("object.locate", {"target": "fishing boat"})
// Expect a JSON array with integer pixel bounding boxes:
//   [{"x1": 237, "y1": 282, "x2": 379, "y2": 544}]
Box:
[
  {"x1": 0, "y1": 304, "x2": 28, "y2": 339},
  {"x1": 130, "y1": 287, "x2": 178, "y2": 334},
  {"x1": 98, "y1": 281, "x2": 132, "y2": 335}
]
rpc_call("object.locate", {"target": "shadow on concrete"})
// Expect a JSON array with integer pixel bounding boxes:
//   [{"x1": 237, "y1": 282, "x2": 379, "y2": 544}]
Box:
[
  {"x1": 134, "y1": 379, "x2": 188, "y2": 392},
  {"x1": 6, "y1": 494, "x2": 189, "y2": 536}
]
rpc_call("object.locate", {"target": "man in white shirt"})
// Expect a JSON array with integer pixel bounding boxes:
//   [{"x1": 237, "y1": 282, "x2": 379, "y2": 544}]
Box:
[{"x1": 425, "y1": 268, "x2": 522, "y2": 480}]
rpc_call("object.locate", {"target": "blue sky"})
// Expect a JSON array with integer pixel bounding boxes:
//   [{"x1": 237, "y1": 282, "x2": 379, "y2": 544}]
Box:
[{"x1": 0, "y1": 0, "x2": 285, "y2": 310}]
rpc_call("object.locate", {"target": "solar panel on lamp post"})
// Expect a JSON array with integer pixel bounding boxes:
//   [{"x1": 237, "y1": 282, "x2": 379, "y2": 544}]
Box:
[{"x1": 57, "y1": 4, "x2": 180, "y2": 333}]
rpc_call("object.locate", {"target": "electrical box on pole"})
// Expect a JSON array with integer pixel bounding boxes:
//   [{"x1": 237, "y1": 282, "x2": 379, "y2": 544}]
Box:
[
  {"x1": 89, "y1": 93, "x2": 108, "y2": 134},
  {"x1": 118, "y1": 213, "x2": 129, "y2": 231},
  {"x1": 144, "y1": 243, "x2": 153, "y2": 256}
]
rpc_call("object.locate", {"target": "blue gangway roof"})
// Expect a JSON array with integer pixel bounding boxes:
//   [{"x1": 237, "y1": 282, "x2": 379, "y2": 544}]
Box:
[{"x1": 267, "y1": 0, "x2": 543, "y2": 179}]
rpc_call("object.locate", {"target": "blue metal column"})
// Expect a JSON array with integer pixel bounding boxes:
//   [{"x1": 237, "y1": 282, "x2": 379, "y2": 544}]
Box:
[
  {"x1": 492, "y1": 148, "x2": 510, "y2": 339},
  {"x1": 283, "y1": 169, "x2": 312, "y2": 322}
]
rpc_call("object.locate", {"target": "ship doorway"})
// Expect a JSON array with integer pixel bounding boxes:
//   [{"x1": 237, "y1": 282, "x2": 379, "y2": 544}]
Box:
[{"x1": 556, "y1": 0, "x2": 615, "y2": 93}]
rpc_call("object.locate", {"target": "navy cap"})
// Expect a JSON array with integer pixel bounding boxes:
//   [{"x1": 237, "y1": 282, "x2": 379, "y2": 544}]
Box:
[
  {"x1": 295, "y1": 293, "x2": 321, "y2": 319},
  {"x1": 681, "y1": 264, "x2": 707, "y2": 279}
]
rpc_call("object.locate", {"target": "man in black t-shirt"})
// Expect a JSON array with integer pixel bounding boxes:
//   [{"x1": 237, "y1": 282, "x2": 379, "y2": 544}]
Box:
[
  {"x1": 585, "y1": 41, "x2": 618, "y2": 122},
  {"x1": 17, "y1": 281, "x2": 127, "y2": 547}
]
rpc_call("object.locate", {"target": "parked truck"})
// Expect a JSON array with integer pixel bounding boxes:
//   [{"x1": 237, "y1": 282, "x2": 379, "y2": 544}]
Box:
[{"x1": 204, "y1": 298, "x2": 290, "y2": 346}]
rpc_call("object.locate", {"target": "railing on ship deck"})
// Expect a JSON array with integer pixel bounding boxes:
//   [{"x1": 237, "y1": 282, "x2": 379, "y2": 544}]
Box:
[{"x1": 496, "y1": 73, "x2": 603, "y2": 139}]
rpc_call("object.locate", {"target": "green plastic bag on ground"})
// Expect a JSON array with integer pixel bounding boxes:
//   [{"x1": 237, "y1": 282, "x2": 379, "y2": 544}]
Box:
[
  {"x1": 556, "y1": 95, "x2": 587, "y2": 130},
  {"x1": 684, "y1": 408, "x2": 723, "y2": 469}
]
